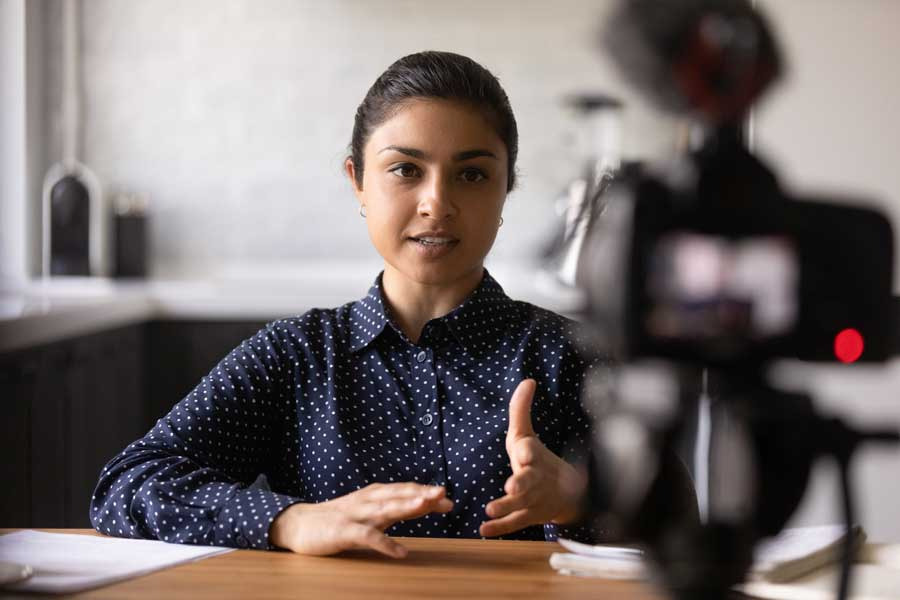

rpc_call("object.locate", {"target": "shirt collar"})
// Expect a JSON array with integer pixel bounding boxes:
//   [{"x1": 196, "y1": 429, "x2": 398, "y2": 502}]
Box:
[
  {"x1": 348, "y1": 273, "x2": 390, "y2": 352},
  {"x1": 348, "y1": 268, "x2": 515, "y2": 355}
]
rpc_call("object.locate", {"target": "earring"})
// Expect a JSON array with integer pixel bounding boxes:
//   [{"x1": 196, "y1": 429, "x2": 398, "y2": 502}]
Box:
[
  {"x1": 359, "y1": 205, "x2": 367, "y2": 218},
  {"x1": 499, "y1": 217, "x2": 504, "y2": 227}
]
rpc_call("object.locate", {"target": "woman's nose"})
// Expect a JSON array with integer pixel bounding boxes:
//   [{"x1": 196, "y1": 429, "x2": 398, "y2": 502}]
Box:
[{"x1": 418, "y1": 174, "x2": 456, "y2": 220}]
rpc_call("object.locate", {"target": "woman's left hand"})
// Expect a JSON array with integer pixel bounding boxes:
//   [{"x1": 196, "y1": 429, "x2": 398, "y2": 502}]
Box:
[{"x1": 479, "y1": 379, "x2": 587, "y2": 537}]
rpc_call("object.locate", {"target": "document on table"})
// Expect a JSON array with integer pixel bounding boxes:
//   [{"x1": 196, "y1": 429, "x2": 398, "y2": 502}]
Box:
[
  {"x1": 551, "y1": 526, "x2": 900, "y2": 599},
  {"x1": 552, "y1": 525, "x2": 865, "y2": 582},
  {"x1": 0, "y1": 530, "x2": 233, "y2": 594}
]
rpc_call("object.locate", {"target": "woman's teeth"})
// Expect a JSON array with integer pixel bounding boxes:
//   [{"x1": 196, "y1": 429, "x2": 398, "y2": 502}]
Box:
[{"x1": 414, "y1": 237, "x2": 455, "y2": 246}]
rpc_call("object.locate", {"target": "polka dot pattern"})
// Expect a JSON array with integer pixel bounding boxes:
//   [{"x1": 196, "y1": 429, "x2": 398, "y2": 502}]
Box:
[{"x1": 90, "y1": 269, "x2": 601, "y2": 549}]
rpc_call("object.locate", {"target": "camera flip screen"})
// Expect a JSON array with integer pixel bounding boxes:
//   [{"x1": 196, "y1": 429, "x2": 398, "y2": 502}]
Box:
[{"x1": 645, "y1": 233, "x2": 799, "y2": 348}]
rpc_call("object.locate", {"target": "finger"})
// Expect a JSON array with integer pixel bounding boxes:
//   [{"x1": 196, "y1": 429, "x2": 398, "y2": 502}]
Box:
[
  {"x1": 511, "y1": 438, "x2": 545, "y2": 469},
  {"x1": 504, "y1": 466, "x2": 541, "y2": 497},
  {"x1": 507, "y1": 379, "x2": 537, "y2": 445},
  {"x1": 362, "y1": 482, "x2": 446, "y2": 501},
  {"x1": 485, "y1": 492, "x2": 528, "y2": 520},
  {"x1": 363, "y1": 496, "x2": 454, "y2": 529},
  {"x1": 479, "y1": 509, "x2": 533, "y2": 538},
  {"x1": 346, "y1": 522, "x2": 408, "y2": 559},
  {"x1": 485, "y1": 472, "x2": 540, "y2": 519}
]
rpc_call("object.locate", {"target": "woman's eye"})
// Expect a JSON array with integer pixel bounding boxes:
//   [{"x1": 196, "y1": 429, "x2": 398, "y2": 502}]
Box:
[
  {"x1": 459, "y1": 168, "x2": 487, "y2": 183},
  {"x1": 389, "y1": 164, "x2": 420, "y2": 179}
]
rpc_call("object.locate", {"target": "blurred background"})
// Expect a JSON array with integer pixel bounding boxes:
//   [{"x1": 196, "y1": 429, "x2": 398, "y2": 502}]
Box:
[{"x1": 2, "y1": 0, "x2": 900, "y2": 540}]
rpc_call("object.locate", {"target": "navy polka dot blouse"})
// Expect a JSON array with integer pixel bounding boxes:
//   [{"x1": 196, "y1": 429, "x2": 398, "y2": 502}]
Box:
[{"x1": 90, "y1": 269, "x2": 600, "y2": 550}]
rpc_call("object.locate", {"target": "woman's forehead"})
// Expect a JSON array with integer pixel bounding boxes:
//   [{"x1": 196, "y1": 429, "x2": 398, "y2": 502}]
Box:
[{"x1": 366, "y1": 98, "x2": 507, "y2": 159}]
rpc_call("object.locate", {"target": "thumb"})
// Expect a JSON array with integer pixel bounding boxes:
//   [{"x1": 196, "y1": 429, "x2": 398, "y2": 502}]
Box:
[{"x1": 507, "y1": 379, "x2": 537, "y2": 443}]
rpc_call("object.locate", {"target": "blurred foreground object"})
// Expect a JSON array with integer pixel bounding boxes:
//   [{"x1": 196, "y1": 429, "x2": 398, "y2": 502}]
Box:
[{"x1": 563, "y1": 1, "x2": 900, "y2": 599}]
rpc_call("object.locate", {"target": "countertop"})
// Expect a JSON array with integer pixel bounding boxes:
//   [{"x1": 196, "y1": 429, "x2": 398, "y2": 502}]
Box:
[{"x1": 0, "y1": 262, "x2": 586, "y2": 353}]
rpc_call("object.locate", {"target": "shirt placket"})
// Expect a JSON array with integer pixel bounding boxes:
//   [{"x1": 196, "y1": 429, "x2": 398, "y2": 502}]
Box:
[{"x1": 411, "y1": 329, "x2": 448, "y2": 490}]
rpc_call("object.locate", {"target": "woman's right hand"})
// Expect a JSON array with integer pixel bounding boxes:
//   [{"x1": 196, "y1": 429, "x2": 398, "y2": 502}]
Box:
[{"x1": 268, "y1": 483, "x2": 453, "y2": 558}]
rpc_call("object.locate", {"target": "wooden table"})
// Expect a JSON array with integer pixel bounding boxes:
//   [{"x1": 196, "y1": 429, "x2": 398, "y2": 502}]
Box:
[{"x1": 1, "y1": 529, "x2": 665, "y2": 599}]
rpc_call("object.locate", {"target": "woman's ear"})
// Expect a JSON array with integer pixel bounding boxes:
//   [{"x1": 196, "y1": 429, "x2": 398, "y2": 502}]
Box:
[{"x1": 345, "y1": 158, "x2": 363, "y2": 196}]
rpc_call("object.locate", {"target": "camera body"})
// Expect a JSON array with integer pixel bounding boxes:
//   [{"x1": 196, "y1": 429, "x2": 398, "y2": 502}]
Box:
[
  {"x1": 568, "y1": 2, "x2": 900, "y2": 597},
  {"x1": 583, "y1": 129, "x2": 895, "y2": 369},
  {"x1": 578, "y1": 130, "x2": 896, "y2": 600}
]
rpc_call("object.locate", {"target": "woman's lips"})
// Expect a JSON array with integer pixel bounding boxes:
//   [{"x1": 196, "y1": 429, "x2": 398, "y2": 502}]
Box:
[{"x1": 408, "y1": 237, "x2": 459, "y2": 259}]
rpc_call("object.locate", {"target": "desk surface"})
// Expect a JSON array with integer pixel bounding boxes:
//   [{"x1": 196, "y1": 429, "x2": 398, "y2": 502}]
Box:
[{"x1": 1, "y1": 529, "x2": 664, "y2": 599}]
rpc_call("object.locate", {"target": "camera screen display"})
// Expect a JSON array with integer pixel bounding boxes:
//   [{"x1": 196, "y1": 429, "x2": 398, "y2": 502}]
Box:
[{"x1": 645, "y1": 233, "x2": 799, "y2": 344}]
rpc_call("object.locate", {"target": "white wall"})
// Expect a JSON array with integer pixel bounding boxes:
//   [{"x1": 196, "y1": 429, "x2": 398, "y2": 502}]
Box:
[
  {"x1": 1, "y1": 0, "x2": 46, "y2": 286},
  {"x1": 0, "y1": 0, "x2": 27, "y2": 284},
  {"x1": 40, "y1": 0, "x2": 678, "y2": 278},
  {"x1": 755, "y1": 0, "x2": 900, "y2": 541},
  {"x1": 755, "y1": 0, "x2": 900, "y2": 284}
]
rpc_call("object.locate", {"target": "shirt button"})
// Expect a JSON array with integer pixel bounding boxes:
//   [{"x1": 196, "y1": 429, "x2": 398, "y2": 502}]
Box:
[
  {"x1": 236, "y1": 535, "x2": 249, "y2": 548},
  {"x1": 416, "y1": 350, "x2": 427, "y2": 363},
  {"x1": 420, "y1": 413, "x2": 434, "y2": 426}
]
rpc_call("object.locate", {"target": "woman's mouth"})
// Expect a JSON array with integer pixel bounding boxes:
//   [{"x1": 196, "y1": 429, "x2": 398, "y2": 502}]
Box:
[
  {"x1": 411, "y1": 236, "x2": 457, "y2": 246},
  {"x1": 408, "y1": 236, "x2": 459, "y2": 258}
]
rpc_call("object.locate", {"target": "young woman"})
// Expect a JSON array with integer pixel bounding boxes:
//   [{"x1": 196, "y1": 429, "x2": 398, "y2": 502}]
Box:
[{"x1": 90, "y1": 51, "x2": 598, "y2": 559}]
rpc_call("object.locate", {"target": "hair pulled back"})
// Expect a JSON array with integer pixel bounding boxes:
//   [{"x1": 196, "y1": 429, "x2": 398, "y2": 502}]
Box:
[{"x1": 350, "y1": 51, "x2": 518, "y2": 192}]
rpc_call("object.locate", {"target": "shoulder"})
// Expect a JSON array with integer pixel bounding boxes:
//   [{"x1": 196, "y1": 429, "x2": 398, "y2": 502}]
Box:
[
  {"x1": 505, "y1": 299, "x2": 611, "y2": 378},
  {"x1": 256, "y1": 305, "x2": 350, "y2": 357},
  {"x1": 506, "y1": 299, "x2": 585, "y2": 345}
]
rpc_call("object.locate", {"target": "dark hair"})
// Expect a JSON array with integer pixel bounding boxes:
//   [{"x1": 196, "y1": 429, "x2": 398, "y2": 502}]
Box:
[{"x1": 350, "y1": 51, "x2": 518, "y2": 192}]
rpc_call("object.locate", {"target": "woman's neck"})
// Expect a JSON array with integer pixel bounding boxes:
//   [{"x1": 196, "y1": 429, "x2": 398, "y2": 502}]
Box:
[{"x1": 381, "y1": 265, "x2": 484, "y2": 344}]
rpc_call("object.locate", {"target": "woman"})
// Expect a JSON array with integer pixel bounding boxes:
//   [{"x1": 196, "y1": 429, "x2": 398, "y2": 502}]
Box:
[{"x1": 90, "y1": 51, "x2": 598, "y2": 559}]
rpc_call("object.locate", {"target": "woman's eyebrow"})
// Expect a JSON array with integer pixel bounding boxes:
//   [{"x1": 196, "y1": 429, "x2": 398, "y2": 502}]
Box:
[
  {"x1": 377, "y1": 146, "x2": 498, "y2": 162},
  {"x1": 454, "y1": 149, "x2": 498, "y2": 161},
  {"x1": 378, "y1": 145, "x2": 426, "y2": 158}
]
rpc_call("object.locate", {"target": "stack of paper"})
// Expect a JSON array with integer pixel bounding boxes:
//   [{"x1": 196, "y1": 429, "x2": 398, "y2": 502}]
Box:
[
  {"x1": 549, "y1": 525, "x2": 900, "y2": 599},
  {"x1": 0, "y1": 530, "x2": 233, "y2": 594},
  {"x1": 753, "y1": 525, "x2": 866, "y2": 582},
  {"x1": 552, "y1": 525, "x2": 865, "y2": 582}
]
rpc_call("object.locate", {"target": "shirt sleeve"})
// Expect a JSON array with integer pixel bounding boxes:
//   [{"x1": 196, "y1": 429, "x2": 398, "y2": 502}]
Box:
[{"x1": 90, "y1": 322, "x2": 302, "y2": 550}]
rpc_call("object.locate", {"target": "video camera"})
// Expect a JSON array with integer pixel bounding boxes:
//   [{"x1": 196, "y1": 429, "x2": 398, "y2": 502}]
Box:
[
  {"x1": 585, "y1": 132, "x2": 896, "y2": 368},
  {"x1": 558, "y1": 1, "x2": 900, "y2": 598}
]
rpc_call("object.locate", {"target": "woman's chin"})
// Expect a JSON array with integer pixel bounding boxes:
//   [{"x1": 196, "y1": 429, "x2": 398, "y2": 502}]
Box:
[{"x1": 386, "y1": 259, "x2": 483, "y2": 288}]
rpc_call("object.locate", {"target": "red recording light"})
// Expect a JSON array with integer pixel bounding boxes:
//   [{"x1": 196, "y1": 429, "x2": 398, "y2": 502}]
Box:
[{"x1": 834, "y1": 328, "x2": 864, "y2": 363}]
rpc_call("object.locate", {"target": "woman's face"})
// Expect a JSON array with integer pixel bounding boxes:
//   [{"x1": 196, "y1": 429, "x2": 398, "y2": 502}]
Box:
[{"x1": 347, "y1": 98, "x2": 509, "y2": 289}]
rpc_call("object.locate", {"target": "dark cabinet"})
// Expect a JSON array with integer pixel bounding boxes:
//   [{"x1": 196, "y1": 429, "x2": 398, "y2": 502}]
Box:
[
  {"x1": 0, "y1": 324, "x2": 146, "y2": 527},
  {"x1": 31, "y1": 345, "x2": 67, "y2": 526},
  {"x1": 0, "y1": 318, "x2": 267, "y2": 528},
  {"x1": 0, "y1": 350, "x2": 38, "y2": 526}
]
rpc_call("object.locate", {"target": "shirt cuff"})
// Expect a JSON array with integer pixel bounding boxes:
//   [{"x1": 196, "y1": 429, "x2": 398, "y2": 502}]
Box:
[{"x1": 215, "y1": 487, "x2": 302, "y2": 550}]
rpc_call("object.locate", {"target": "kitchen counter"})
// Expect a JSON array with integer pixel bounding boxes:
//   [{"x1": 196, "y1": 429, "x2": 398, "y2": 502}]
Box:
[{"x1": 0, "y1": 262, "x2": 585, "y2": 353}]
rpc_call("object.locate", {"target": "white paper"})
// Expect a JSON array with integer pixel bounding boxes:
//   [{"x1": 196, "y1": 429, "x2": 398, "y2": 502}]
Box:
[
  {"x1": 735, "y1": 564, "x2": 900, "y2": 600},
  {"x1": 553, "y1": 538, "x2": 647, "y2": 580},
  {"x1": 0, "y1": 530, "x2": 233, "y2": 594},
  {"x1": 549, "y1": 551, "x2": 648, "y2": 580},
  {"x1": 753, "y1": 525, "x2": 850, "y2": 571},
  {"x1": 557, "y1": 537, "x2": 644, "y2": 560},
  {"x1": 554, "y1": 526, "x2": 860, "y2": 583}
]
